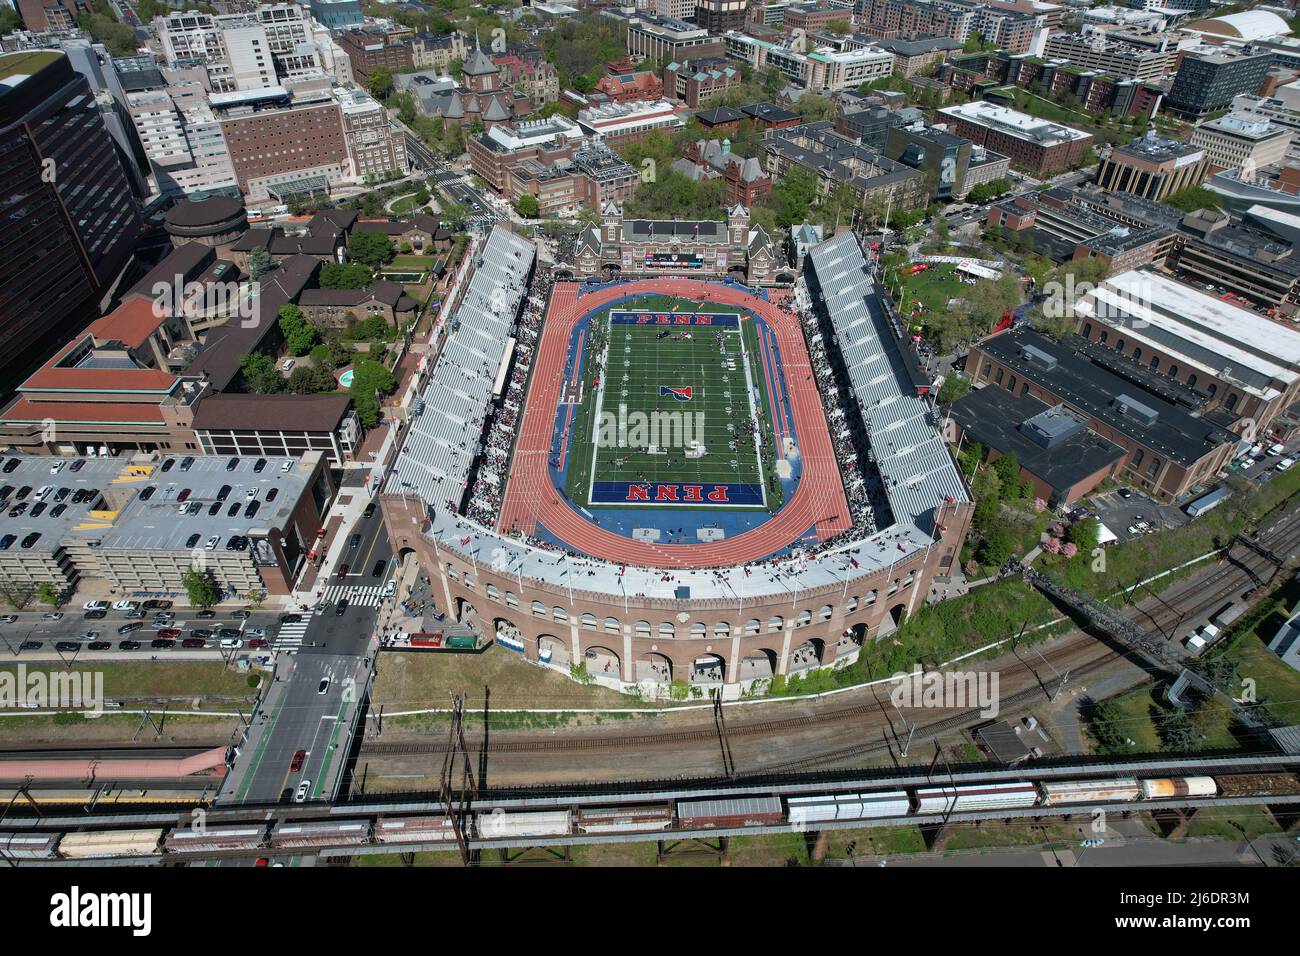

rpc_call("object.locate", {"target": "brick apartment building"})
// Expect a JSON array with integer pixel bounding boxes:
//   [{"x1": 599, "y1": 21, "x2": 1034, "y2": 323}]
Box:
[{"x1": 937, "y1": 101, "x2": 1093, "y2": 174}]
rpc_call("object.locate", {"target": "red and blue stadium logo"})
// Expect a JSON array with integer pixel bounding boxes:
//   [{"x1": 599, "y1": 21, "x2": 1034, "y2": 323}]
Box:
[{"x1": 660, "y1": 385, "x2": 693, "y2": 402}]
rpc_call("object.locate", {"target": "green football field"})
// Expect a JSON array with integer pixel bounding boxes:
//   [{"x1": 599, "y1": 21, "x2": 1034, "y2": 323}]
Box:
[{"x1": 562, "y1": 296, "x2": 783, "y2": 511}]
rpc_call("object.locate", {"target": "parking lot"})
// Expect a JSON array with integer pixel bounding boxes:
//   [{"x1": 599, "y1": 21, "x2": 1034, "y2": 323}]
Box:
[{"x1": 1082, "y1": 487, "x2": 1190, "y2": 544}]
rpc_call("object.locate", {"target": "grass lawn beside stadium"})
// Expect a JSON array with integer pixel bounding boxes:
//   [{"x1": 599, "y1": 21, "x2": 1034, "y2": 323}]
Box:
[{"x1": 563, "y1": 294, "x2": 783, "y2": 511}]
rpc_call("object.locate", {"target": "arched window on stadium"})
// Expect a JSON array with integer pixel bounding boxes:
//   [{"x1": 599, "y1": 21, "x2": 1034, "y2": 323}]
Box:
[
  {"x1": 1006, "y1": 375, "x2": 1017, "y2": 392},
  {"x1": 505, "y1": 591, "x2": 519, "y2": 608},
  {"x1": 1116, "y1": 339, "x2": 1125, "y2": 352},
  {"x1": 446, "y1": 565, "x2": 460, "y2": 580},
  {"x1": 581, "y1": 613, "x2": 598, "y2": 630},
  {"x1": 485, "y1": 584, "x2": 500, "y2": 601},
  {"x1": 1208, "y1": 383, "x2": 1217, "y2": 397},
  {"x1": 767, "y1": 615, "x2": 784, "y2": 632},
  {"x1": 845, "y1": 595, "x2": 858, "y2": 613},
  {"x1": 796, "y1": 609, "x2": 812, "y2": 627},
  {"x1": 744, "y1": 619, "x2": 761, "y2": 635},
  {"x1": 1149, "y1": 356, "x2": 1159, "y2": 370},
  {"x1": 1226, "y1": 393, "x2": 1238, "y2": 411},
  {"x1": 531, "y1": 600, "x2": 547, "y2": 617},
  {"x1": 691, "y1": 622, "x2": 706, "y2": 637},
  {"x1": 1168, "y1": 365, "x2": 1178, "y2": 379},
  {"x1": 658, "y1": 622, "x2": 675, "y2": 637},
  {"x1": 901, "y1": 571, "x2": 915, "y2": 589},
  {"x1": 1099, "y1": 330, "x2": 1108, "y2": 344},
  {"x1": 552, "y1": 606, "x2": 567, "y2": 623},
  {"x1": 888, "y1": 578, "x2": 900, "y2": 595},
  {"x1": 604, "y1": 617, "x2": 620, "y2": 634},
  {"x1": 1083, "y1": 323, "x2": 1092, "y2": 338},
  {"x1": 635, "y1": 620, "x2": 652, "y2": 637},
  {"x1": 462, "y1": 574, "x2": 475, "y2": 590},
  {"x1": 1133, "y1": 348, "x2": 1141, "y2": 362},
  {"x1": 1187, "y1": 374, "x2": 1197, "y2": 389},
  {"x1": 818, "y1": 605, "x2": 833, "y2": 621},
  {"x1": 714, "y1": 621, "x2": 731, "y2": 637}
]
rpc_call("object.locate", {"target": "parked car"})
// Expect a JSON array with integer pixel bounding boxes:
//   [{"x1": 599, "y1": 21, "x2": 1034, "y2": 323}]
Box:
[
  {"x1": 87, "y1": 642, "x2": 111, "y2": 651},
  {"x1": 111, "y1": 600, "x2": 137, "y2": 611},
  {"x1": 41, "y1": 612, "x2": 63, "y2": 621},
  {"x1": 55, "y1": 641, "x2": 80, "y2": 652},
  {"x1": 248, "y1": 639, "x2": 269, "y2": 649},
  {"x1": 83, "y1": 609, "x2": 107, "y2": 620},
  {"x1": 82, "y1": 600, "x2": 108, "y2": 611},
  {"x1": 118, "y1": 622, "x2": 143, "y2": 634},
  {"x1": 19, "y1": 641, "x2": 42, "y2": 651},
  {"x1": 156, "y1": 627, "x2": 181, "y2": 639},
  {"x1": 182, "y1": 638, "x2": 206, "y2": 648},
  {"x1": 151, "y1": 638, "x2": 176, "y2": 649},
  {"x1": 118, "y1": 640, "x2": 141, "y2": 651}
]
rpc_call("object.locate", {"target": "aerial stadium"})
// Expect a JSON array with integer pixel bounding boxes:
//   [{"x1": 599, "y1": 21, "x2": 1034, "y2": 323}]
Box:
[{"x1": 380, "y1": 219, "x2": 973, "y2": 698}]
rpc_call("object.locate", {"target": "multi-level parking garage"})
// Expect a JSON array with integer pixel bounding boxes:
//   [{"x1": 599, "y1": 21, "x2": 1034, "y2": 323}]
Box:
[{"x1": 380, "y1": 227, "x2": 972, "y2": 698}]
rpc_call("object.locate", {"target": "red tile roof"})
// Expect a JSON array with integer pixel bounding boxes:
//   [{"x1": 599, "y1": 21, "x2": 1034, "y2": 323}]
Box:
[
  {"x1": 89, "y1": 297, "x2": 168, "y2": 350},
  {"x1": 0, "y1": 397, "x2": 166, "y2": 425}
]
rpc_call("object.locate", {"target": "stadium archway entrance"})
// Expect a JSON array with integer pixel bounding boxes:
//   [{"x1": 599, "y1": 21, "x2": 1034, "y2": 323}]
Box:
[
  {"x1": 601, "y1": 263, "x2": 620, "y2": 279},
  {"x1": 582, "y1": 644, "x2": 621, "y2": 679},
  {"x1": 889, "y1": 603, "x2": 907, "y2": 630},
  {"x1": 690, "y1": 653, "x2": 725, "y2": 686},
  {"x1": 790, "y1": 638, "x2": 825, "y2": 672},
  {"x1": 456, "y1": 598, "x2": 477, "y2": 624},
  {"x1": 727, "y1": 265, "x2": 747, "y2": 282},
  {"x1": 636, "y1": 651, "x2": 673, "y2": 683},
  {"x1": 776, "y1": 272, "x2": 796, "y2": 284},
  {"x1": 537, "y1": 634, "x2": 568, "y2": 667},
  {"x1": 739, "y1": 648, "x2": 777, "y2": 681},
  {"x1": 553, "y1": 268, "x2": 573, "y2": 280}
]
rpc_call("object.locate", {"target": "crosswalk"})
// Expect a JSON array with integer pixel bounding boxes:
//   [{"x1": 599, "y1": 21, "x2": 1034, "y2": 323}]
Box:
[
  {"x1": 318, "y1": 584, "x2": 388, "y2": 607},
  {"x1": 272, "y1": 618, "x2": 310, "y2": 650}
]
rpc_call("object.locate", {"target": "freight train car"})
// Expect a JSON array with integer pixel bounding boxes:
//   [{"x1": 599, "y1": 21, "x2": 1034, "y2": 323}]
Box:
[
  {"x1": 1039, "y1": 778, "x2": 1142, "y2": 806},
  {"x1": 1213, "y1": 773, "x2": 1300, "y2": 798},
  {"x1": 1139, "y1": 777, "x2": 1217, "y2": 799},
  {"x1": 0, "y1": 832, "x2": 60, "y2": 860},
  {"x1": 163, "y1": 825, "x2": 268, "y2": 854},
  {"x1": 476, "y1": 810, "x2": 571, "y2": 839},
  {"x1": 59, "y1": 828, "x2": 165, "y2": 859},
  {"x1": 373, "y1": 816, "x2": 458, "y2": 844},
  {"x1": 788, "y1": 791, "x2": 911, "y2": 824},
  {"x1": 575, "y1": 804, "x2": 674, "y2": 834},
  {"x1": 914, "y1": 782, "x2": 1039, "y2": 814},
  {"x1": 677, "y1": 796, "x2": 784, "y2": 829},
  {"x1": 269, "y1": 819, "x2": 372, "y2": 849}
]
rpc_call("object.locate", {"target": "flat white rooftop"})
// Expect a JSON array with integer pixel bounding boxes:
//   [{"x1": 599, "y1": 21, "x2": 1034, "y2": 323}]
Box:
[
  {"x1": 1077, "y1": 270, "x2": 1300, "y2": 394},
  {"x1": 938, "y1": 101, "x2": 1093, "y2": 144}
]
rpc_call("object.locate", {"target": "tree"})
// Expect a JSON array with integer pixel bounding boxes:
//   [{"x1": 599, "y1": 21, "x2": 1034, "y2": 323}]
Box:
[
  {"x1": 0, "y1": 7, "x2": 22, "y2": 35},
  {"x1": 287, "y1": 364, "x2": 337, "y2": 394},
  {"x1": 182, "y1": 567, "x2": 219, "y2": 609},
  {"x1": 319, "y1": 262, "x2": 374, "y2": 289},
  {"x1": 238, "y1": 353, "x2": 284, "y2": 394},
  {"x1": 247, "y1": 248, "x2": 278, "y2": 280},
  {"x1": 977, "y1": 525, "x2": 1014, "y2": 567},
  {"x1": 1066, "y1": 515, "x2": 1100, "y2": 554},
  {"x1": 441, "y1": 202, "x2": 469, "y2": 230},
  {"x1": 1163, "y1": 184, "x2": 1222, "y2": 213},
  {"x1": 937, "y1": 372, "x2": 971, "y2": 405},
  {"x1": 349, "y1": 359, "x2": 397, "y2": 427},
  {"x1": 35, "y1": 582, "x2": 63, "y2": 608},
  {"x1": 828, "y1": 18, "x2": 851, "y2": 34},
  {"x1": 773, "y1": 165, "x2": 820, "y2": 228},
  {"x1": 514, "y1": 194, "x2": 539, "y2": 218},
  {"x1": 992, "y1": 452, "x2": 1022, "y2": 492},
  {"x1": 368, "y1": 66, "x2": 394, "y2": 101},
  {"x1": 348, "y1": 230, "x2": 396, "y2": 269},
  {"x1": 278, "y1": 304, "x2": 319, "y2": 356},
  {"x1": 966, "y1": 178, "x2": 1009, "y2": 203}
]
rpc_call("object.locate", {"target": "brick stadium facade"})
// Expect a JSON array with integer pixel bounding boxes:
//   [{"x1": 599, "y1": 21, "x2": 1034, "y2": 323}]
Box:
[{"x1": 380, "y1": 492, "x2": 969, "y2": 688}]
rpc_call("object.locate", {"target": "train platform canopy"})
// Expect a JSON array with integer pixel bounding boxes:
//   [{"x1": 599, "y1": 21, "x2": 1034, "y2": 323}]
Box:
[{"x1": 974, "y1": 721, "x2": 1035, "y2": 765}]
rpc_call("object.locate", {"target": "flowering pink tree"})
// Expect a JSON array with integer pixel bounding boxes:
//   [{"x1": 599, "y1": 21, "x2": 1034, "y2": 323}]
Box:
[
  {"x1": 1042, "y1": 536, "x2": 1062, "y2": 554},
  {"x1": 1060, "y1": 542, "x2": 1078, "y2": 558},
  {"x1": 1033, "y1": 497, "x2": 1047, "y2": 513}
]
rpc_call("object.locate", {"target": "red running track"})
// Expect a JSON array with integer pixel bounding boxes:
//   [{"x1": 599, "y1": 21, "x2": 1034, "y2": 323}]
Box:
[{"x1": 497, "y1": 279, "x2": 850, "y2": 569}]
